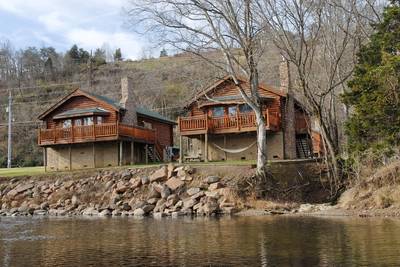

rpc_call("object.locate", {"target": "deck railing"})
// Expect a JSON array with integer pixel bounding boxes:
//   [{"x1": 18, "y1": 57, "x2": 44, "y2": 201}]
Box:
[
  {"x1": 179, "y1": 109, "x2": 280, "y2": 134},
  {"x1": 38, "y1": 123, "x2": 156, "y2": 145}
]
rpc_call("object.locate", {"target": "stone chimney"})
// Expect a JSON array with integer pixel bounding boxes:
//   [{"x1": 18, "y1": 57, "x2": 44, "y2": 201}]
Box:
[
  {"x1": 120, "y1": 76, "x2": 137, "y2": 125},
  {"x1": 279, "y1": 57, "x2": 290, "y2": 94}
]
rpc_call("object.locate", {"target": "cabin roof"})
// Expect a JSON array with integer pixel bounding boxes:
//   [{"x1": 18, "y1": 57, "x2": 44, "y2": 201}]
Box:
[
  {"x1": 53, "y1": 107, "x2": 110, "y2": 120},
  {"x1": 186, "y1": 75, "x2": 286, "y2": 109},
  {"x1": 137, "y1": 107, "x2": 176, "y2": 125}
]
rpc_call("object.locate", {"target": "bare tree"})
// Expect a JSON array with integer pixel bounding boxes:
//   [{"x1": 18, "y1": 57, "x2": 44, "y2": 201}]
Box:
[
  {"x1": 258, "y1": 0, "x2": 382, "y2": 189},
  {"x1": 127, "y1": 0, "x2": 273, "y2": 176}
]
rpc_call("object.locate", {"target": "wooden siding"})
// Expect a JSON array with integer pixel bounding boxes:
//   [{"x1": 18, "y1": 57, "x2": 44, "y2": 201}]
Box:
[
  {"x1": 45, "y1": 95, "x2": 117, "y2": 129},
  {"x1": 138, "y1": 115, "x2": 173, "y2": 147}
]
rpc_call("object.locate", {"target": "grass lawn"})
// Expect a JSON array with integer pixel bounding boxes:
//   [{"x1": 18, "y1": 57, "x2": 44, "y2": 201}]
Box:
[{"x1": 0, "y1": 166, "x2": 45, "y2": 177}]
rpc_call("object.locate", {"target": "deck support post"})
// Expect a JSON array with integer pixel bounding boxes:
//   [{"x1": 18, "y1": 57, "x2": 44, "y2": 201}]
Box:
[
  {"x1": 223, "y1": 135, "x2": 227, "y2": 161},
  {"x1": 179, "y1": 135, "x2": 183, "y2": 164},
  {"x1": 119, "y1": 141, "x2": 123, "y2": 166},
  {"x1": 204, "y1": 133, "x2": 209, "y2": 162},
  {"x1": 130, "y1": 140, "x2": 135, "y2": 165},
  {"x1": 145, "y1": 144, "x2": 149, "y2": 164},
  {"x1": 69, "y1": 145, "x2": 72, "y2": 170},
  {"x1": 92, "y1": 142, "x2": 96, "y2": 168},
  {"x1": 43, "y1": 147, "x2": 47, "y2": 172}
]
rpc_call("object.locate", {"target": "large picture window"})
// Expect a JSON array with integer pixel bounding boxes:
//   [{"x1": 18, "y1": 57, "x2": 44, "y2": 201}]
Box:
[
  {"x1": 212, "y1": 106, "x2": 224, "y2": 117},
  {"x1": 83, "y1": 117, "x2": 94, "y2": 126},
  {"x1": 96, "y1": 116, "x2": 103, "y2": 125},
  {"x1": 228, "y1": 106, "x2": 237, "y2": 116},
  {"x1": 62, "y1": 119, "x2": 72, "y2": 128},
  {"x1": 239, "y1": 104, "x2": 253, "y2": 113}
]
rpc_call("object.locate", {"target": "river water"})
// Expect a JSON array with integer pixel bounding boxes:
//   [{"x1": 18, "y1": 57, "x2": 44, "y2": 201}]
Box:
[{"x1": 0, "y1": 215, "x2": 399, "y2": 266}]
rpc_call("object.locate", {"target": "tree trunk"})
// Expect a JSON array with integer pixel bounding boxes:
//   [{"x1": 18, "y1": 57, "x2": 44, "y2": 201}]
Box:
[
  {"x1": 284, "y1": 94, "x2": 297, "y2": 159},
  {"x1": 255, "y1": 111, "x2": 267, "y2": 176}
]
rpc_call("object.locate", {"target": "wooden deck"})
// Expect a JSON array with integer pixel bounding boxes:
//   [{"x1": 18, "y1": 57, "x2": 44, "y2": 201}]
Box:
[
  {"x1": 38, "y1": 123, "x2": 156, "y2": 146},
  {"x1": 178, "y1": 110, "x2": 281, "y2": 136}
]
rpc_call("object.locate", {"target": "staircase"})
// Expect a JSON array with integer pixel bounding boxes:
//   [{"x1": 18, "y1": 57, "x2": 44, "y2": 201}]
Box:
[
  {"x1": 147, "y1": 144, "x2": 162, "y2": 162},
  {"x1": 296, "y1": 138, "x2": 312, "y2": 158}
]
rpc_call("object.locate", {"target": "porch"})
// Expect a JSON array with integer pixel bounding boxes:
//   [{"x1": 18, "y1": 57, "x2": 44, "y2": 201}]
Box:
[{"x1": 178, "y1": 110, "x2": 281, "y2": 136}]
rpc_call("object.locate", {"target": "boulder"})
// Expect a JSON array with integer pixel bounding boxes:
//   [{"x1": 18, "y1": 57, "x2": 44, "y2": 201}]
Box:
[
  {"x1": 171, "y1": 211, "x2": 185, "y2": 218},
  {"x1": 191, "y1": 191, "x2": 205, "y2": 200},
  {"x1": 99, "y1": 209, "x2": 112, "y2": 216},
  {"x1": 121, "y1": 203, "x2": 131, "y2": 211},
  {"x1": 129, "y1": 200, "x2": 146, "y2": 210},
  {"x1": 167, "y1": 163, "x2": 176, "y2": 178},
  {"x1": 133, "y1": 208, "x2": 145, "y2": 216},
  {"x1": 112, "y1": 210, "x2": 122, "y2": 216},
  {"x1": 141, "y1": 176, "x2": 150, "y2": 185},
  {"x1": 187, "y1": 187, "x2": 201, "y2": 196},
  {"x1": 82, "y1": 207, "x2": 99, "y2": 216},
  {"x1": 71, "y1": 195, "x2": 79, "y2": 206},
  {"x1": 160, "y1": 185, "x2": 171, "y2": 199},
  {"x1": 166, "y1": 194, "x2": 179, "y2": 207},
  {"x1": 147, "y1": 198, "x2": 159, "y2": 205},
  {"x1": 205, "y1": 176, "x2": 220, "y2": 184},
  {"x1": 120, "y1": 171, "x2": 132, "y2": 180},
  {"x1": 142, "y1": 204, "x2": 155, "y2": 213},
  {"x1": 174, "y1": 200, "x2": 183, "y2": 209},
  {"x1": 150, "y1": 166, "x2": 167, "y2": 182},
  {"x1": 165, "y1": 177, "x2": 185, "y2": 191},
  {"x1": 153, "y1": 212, "x2": 166, "y2": 219},
  {"x1": 183, "y1": 198, "x2": 198, "y2": 210},
  {"x1": 115, "y1": 184, "x2": 128, "y2": 194},
  {"x1": 130, "y1": 178, "x2": 142, "y2": 189},
  {"x1": 209, "y1": 182, "x2": 224, "y2": 191},
  {"x1": 148, "y1": 187, "x2": 161, "y2": 199},
  {"x1": 7, "y1": 183, "x2": 34, "y2": 197},
  {"x1": 40, "y1": 202, "x2": 49, "y2": 210}
]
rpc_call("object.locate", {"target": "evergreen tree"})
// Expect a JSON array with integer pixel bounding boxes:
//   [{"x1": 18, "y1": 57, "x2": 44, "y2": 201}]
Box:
[
  {"x1": 160, "y1": 48, "x2": 168, "y2": 57},
  {"x1": 344, "y1": 0, "x2": 400, "y2": 153},
  {"x1": 68, "y1": 44, "x2": 80, "y2": 62},
  {"x1": 114, "y1": 48, "x2": 122, "y2": 61},
  {"x1": 93, "y1": 48, "x2": 106, "y2": 66}
]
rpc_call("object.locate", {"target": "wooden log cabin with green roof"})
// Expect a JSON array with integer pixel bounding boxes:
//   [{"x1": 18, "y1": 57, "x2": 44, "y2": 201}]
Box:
[
  {"x1": 178, "y1": 61, "x2": 323, "y2": 162},
  {"x1": 38, "y1": 77, "x2": 176, "y2": 171}
]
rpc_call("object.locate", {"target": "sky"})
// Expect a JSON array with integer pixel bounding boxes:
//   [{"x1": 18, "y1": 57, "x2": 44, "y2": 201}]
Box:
[{"x1": 0, "y1": 0, "x2": 150, "y2": 60}]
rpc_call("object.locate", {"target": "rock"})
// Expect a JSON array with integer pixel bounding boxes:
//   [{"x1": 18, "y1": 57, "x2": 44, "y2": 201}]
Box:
[
  {"x1": 112, "y1": 210, "x2": 122, "y2": 216},
  {"x1": 110, "y1": 192, "x2": 122, "y2": 204},
  {"x1": 71, "y1": 195, "x2": 79, "y2": 206},
  {"x1": 105, "y1": 180, "x2": 114, "y2": 190},
  {"x1": 174, "y1": 200, "x2": 183, "y2": 209},
  {"x1": 220, "y1": 206, "x2": 237, "y2": 215},
  {"x1": 209, "y1": 182, "x2": 224, "y2": 191},
  {"x1": 141, "y1": 176, "x2": 150, "y2": 185},
  {"x1": 167, "y1": 163, "x2": 175, "y2": 178},
  {"x1": 205, "y1": 176, "x2": 220, "y2": 184},
  {"x1": 183, "y1": 198, "x2": 198, "y2": 210},
  {"x1": 99, "y1": 209, "x2": 111, "y2": 216},
  {"x1": 205, "y1": 191, "x2": 220, "y2": 198},
  {"x1": 121, "y1": 203, "x2": 131, "y2": 211},
  {"x1": 130, "y1": 178, "x2": 142, "y2": 189},
  {"x1": 153, "y1": 212, "x2": 166, "y2": 219},
  {"x1": 133, "y1": 208, "x2": 145, "y2": 216},
  {"x1": 33, "y1": 209, "x2": 48, "y2": 216},
  {"x1": 7, "y1": 183, "x2": 34, "y2": 197},
  {"x1": 49, "y1": 209, "x2": 67, "y2": 216},
  {"x1": 82, "y1": 207, "x2": 99, "y2": 216},
  {"x1": 165, "y1": 177, "x2": 185, "y2": 191},
  {"x1": 176, "y1": 169, "x2": 186, "y2": 178},
  {"x1": 187, "y1": 187, "x2": 201, "y2": 196},
  {"x1": 191, "y1": 191, "x2": 205, "y2": 200},
  {"x1": 203, "y1": 200, "x2": 219, "y2": 215},
  {"x1": 160, "y1": 185, "x2": 171, "y2": 199},
  {"x1": 129, "y1": 200, "x2": 146, "y2": 210},
  {"x1": 148, "y1": 187, "x2": 161, "y2": 199},
  {"x1": 121, "y1": 171, "x2": 132, "y2": 180},
  {"x1": 147, "y1": 198, "x2": 159, "y2": 205},
  {"x1": 154, "y1": 199, "x2": 167, "y2": 213},
  {"x1": 193, "y1": 202, "x2": 202, "y2": 210},
  {"x1": 142, "y1": 204, "x2": 155, "y2": 213},
  {"x1": 150, "y1": 166, "x2": 168, "y2": 182},
  {"x1": 166, "y1": 194, "x2": 179, "y2": 207},
  {"x1": 115, "y1": 184, "x2": 128, "y2": 194},
  {"x1": 40, "y1": 202, "x2": 49, "y2": 210}
]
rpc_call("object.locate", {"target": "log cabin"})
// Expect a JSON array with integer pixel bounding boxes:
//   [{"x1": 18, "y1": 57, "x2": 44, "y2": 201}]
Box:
[
  {"x1": 38, "y1": 77, "x2": 176, "y2": 171},
  {"x1": 178, "y1": 63, "x2": 323, "y2": 162}
]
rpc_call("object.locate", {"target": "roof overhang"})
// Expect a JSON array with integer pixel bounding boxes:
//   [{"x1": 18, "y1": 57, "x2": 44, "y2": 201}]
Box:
[{"x1": 53, "y1": 107, "x2": 110, "y2": 120}]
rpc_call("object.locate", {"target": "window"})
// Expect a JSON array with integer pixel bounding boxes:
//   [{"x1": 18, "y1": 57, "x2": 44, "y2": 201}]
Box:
[
  {"x1": 212, "y1": 106, "x2": 224, "y2": 117},
  {"x1": 143, "y1": 121, "x2": 152, "y2": 129},
  {"x1": 74, "y1": 119, "x2": 82, "y2": 126},
  {"x1": 62, "y1": 119, "x2": 72, "y2": 128},
  {"x1": 228, "y1": 106, "x2": 237, "y2": 116},
  {"x1": 83, "y1": 117, "x2": 93, "y2": 126},
  {"x1": 239, "y1": 104, "x2": 252, "y2": 113},
  {"x1": 96, "y1": 116, "x2": 103, "y2": 125}
]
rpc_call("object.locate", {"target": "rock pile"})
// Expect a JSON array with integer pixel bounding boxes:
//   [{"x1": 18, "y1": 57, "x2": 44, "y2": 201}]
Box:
[{"x1": 0, "y1": 164, "x2": 238, "y2": 218}]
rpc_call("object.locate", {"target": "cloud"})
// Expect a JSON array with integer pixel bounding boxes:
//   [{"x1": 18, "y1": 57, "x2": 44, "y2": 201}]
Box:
[{"x1": 0, "y1": 0, "x2": 147, "y2": 59}]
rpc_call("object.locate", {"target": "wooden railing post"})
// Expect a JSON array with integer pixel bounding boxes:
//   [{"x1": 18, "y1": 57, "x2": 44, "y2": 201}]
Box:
[
  {"x1": 205, "y1": 114, "x2": 209, "y2": 132},
  {"x1": 93, "y1": 124, "x2": 96, "y2": 140},
  {"x1": 53, "y1": 127, "x2": 56, "y2": 144},
  {"x1": 236, "y1": 111, "x2": 240, "y2": 131}
]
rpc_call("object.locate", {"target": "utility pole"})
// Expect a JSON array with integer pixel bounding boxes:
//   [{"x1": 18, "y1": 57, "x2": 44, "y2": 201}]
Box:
[{"x1": 7, "y1": 89, "x2": 12, "y2": 168}]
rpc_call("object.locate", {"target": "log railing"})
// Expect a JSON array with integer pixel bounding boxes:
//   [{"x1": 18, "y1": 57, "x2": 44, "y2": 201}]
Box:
[
  {"x1": 38, "y1": 123, "x2": 156, "y2": 145},
  {"x1": 179, "y1": 109, "x2": 281, "y2": 134}
]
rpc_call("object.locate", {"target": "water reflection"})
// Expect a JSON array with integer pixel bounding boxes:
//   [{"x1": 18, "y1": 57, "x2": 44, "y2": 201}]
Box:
[{"x1": 0, "y1": 216, "x2": 399, "y2": 266}]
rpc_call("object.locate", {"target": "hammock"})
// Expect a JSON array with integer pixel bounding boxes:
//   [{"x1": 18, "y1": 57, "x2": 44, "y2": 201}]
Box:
[{"x1": 212, "y1": 141, "x2": 257, "y2": 154}]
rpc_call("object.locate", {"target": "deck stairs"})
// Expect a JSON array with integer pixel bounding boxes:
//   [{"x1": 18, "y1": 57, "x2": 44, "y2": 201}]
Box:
[{"x1": 296, "y1": 138, "x2": 312, "y2": 158}]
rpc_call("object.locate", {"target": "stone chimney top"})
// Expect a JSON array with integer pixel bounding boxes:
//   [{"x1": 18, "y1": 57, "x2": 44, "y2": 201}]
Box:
[
  {"x1": 279, "y1": 57, "x2": 290, "y2": 94},
  {"x1": 120, "y1": 76, "x2": 137, "y2": 125}
]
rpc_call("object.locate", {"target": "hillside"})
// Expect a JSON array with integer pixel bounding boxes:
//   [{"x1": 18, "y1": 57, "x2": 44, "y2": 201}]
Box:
[{"x1": 0, "y1": 49, "x2": 283, "y2": 167}]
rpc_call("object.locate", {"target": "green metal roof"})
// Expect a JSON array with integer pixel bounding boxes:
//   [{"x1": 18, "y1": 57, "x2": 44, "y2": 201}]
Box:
[
  {"x1": 83, "y1": 90, "x2": 123, "y2": 110},
  {"x1": 53, "y1": 107, "x2": 110, "y2": 119},
  {"x1": 136, "y1": 106, "x2": 176, "y2": 124}
]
